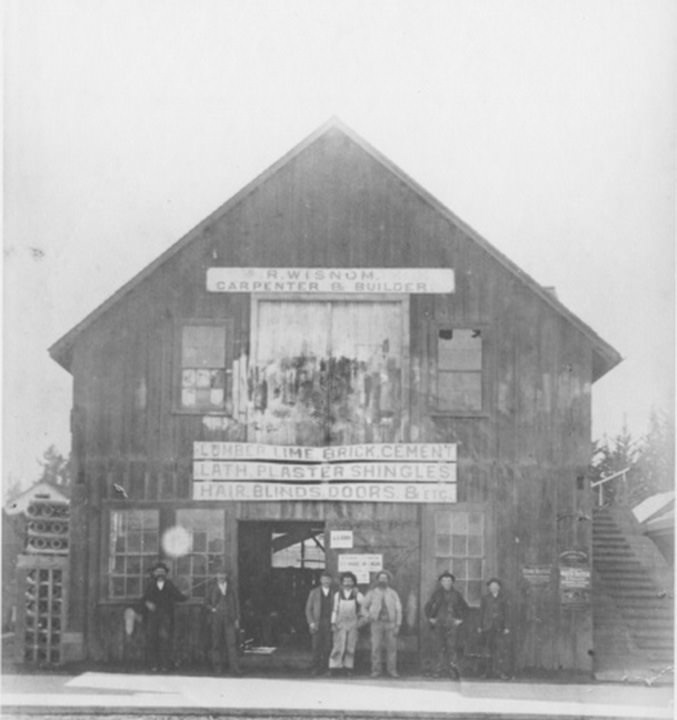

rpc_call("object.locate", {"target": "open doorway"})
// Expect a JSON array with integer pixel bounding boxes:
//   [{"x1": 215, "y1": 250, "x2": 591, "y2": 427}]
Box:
[{"x1": 238, "y1": 521, "x2": 325, "y2": 650}]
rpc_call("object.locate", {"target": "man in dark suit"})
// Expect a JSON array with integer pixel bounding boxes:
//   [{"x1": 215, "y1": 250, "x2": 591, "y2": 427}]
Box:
[
  {"x1": 478, "y1": 577, "x2": 511, "y2": 679},
  {"x1": 205, "y1": 565, "x2": 242, "y2": 675},
  {"x1": 304, "y1": 571, "x2": 334, "y2": 675},
  {"x1": 142, "y1": 561, "x2": 187, "y2": 672},
  {"x1": 424, "y1": 571, "x2": 469, "y2": 679}
]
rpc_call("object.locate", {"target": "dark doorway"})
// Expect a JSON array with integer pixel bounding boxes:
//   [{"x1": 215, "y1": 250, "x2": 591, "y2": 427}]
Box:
[{"x1": 238, "y1": 521, "x2": 325, "y2": 649}]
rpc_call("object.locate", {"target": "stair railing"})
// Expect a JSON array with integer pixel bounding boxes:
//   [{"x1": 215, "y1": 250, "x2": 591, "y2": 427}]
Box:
[{"x1": 590, "y1": 467, "x2": 631, "y2": 507}]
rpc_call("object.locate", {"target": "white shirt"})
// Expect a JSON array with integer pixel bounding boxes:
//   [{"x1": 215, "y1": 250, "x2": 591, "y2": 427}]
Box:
[{"x1": 218, "y1": 581, "x2": 227, "y2": 595}]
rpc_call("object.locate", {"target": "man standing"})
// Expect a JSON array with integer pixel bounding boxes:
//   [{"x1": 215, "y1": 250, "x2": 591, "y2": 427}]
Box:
[
  {"x1": 424, "y1": 572, "x2": 468, "y2": 679},
  {"x1": 363, "y1": 570, "x2": 402, "y2": 678},
  {"x1": 478, "y1": 577, "x2": 511, "y2": 680},
  {"x1": 205, "y1": 566, "x2": 242, "y2": 675},
  {"x1": 305, "y1": 571, "x2": 334, "y2": 676},
  {"x1": 328, "y1": 572, "x2": 364, "y2": 675},
  {"x1": 142, "y1": 561, "x2": 187, "y2": 672}
]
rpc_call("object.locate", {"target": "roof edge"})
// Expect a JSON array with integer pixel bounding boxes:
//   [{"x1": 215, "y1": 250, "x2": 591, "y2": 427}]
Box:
[{"x1": 49, "y1": 117, "x2": 622, "y2": 379}]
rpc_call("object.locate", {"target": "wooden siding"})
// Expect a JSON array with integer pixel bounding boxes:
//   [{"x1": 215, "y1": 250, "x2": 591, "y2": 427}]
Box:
[{"x1": 64, "y1": 128, "x2": 598, "y2": 671}]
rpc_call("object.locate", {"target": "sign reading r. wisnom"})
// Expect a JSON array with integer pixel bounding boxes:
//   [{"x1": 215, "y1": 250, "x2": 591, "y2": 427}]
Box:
[{"x1": 206, "y1": 267, "x2": 455, "y2": 294}]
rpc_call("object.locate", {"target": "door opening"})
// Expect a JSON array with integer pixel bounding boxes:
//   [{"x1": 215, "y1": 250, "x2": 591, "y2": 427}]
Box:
[{"x1": 238, "y1": 521, "x2": 325, "y2": 649}]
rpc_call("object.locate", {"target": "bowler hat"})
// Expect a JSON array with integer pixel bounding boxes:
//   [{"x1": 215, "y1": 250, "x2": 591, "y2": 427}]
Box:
[
  {"x1": 438, "y1": 571, "x2": 456, "y2": 582},
  {"x1": 486, "y1": 577, "x2": 502, "y2": 587},
  {"x1": 151, "y1": 561, "x2": 169, "y2": 574}
]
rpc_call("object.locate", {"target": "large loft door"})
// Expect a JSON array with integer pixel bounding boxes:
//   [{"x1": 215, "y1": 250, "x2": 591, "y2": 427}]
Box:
[{"x1": 249, "y1": 299, "x2": 405, "y2": 446}]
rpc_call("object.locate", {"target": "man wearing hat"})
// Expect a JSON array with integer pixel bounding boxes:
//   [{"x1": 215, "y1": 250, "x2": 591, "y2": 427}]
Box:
[
  {"x1": 205, "y1": 564, "x2": 242, "y2": 675},
  {"x1": 424, "y1": 572, "x2": 469, "y2": 679},
  {"x1": 142, "y1": 561, "x2": 188, "y2": 672},
  {"x1": 362, "y1": 569, "x2": 402, "y2": 678},
  {"x1": 478, "y1": 578, "x2": 511, "y2": 680}
]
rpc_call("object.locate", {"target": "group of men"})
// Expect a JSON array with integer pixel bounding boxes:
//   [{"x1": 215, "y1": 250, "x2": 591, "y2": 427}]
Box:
[
  {"x1": 306, "y1": 569, "x2": 511, "y2": 680},
  {"x1": 141, "y1": 562, "x2": 511, "y2": 680}
]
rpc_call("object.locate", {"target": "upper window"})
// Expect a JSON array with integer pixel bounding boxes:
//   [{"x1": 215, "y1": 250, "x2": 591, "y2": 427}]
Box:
[
  {"x1": 179, "y1": 321, "x2": 233, "y2": 412},
  {"x1": 435, "y1": 328, "x2": 482, "y2": 413}
]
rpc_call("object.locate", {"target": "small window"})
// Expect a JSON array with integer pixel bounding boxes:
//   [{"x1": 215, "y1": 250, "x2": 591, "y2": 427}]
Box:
[
  {"x1": 435, "y1": 328, "x2": 482, "y2": 412},
  {"x1": 108, "y1": 510, "x2": 160, "y2": 599},
  {"x1": 174, "y1": 509, "x2": 226, "y2": 598},
  {"x1": 434, "y1": 509, "x2": 485, "y2": 606},
  {"x1": 179, "y1": 322, "x2": 232, "y2": 412}
]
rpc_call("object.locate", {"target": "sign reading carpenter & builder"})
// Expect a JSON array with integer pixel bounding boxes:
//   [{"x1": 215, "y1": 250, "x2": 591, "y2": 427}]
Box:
[
  {"x1": 192, "y1": 442, "x2": 457, "y2": 503},
  {"x1": 206, "y1": 267, "x2": 455, "y2": 294}
]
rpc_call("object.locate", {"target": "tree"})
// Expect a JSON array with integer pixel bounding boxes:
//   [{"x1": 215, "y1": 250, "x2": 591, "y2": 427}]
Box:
[
  {"x1": 589, "y1": 421, "x2": 642, "y2": 506},
  {"x1": 635, "y1": 409, "x2": 675, "y2": 502},
  {"x1": 590, "y1": 411, "x2": 675, "y2": 507},
  {"x1": 37, "y1": 445, "x2": 71, "y2": 488}
]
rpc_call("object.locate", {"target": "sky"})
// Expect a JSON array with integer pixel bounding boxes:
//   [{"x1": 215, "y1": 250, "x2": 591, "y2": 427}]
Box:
[{"x1": 3, "y1": 0, "x2": 675, "y2": 489}]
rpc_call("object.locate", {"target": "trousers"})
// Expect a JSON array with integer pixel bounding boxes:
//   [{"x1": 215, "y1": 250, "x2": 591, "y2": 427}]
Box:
[
  {"x1": 210, "y1": 614, "x2": 240, "y2": 673},
  {"x1": 370, "y1": 621, "x2": 398, "y2": 675},
  {"x1": 311, "y1": 622, "x2": 332, "y2": 672}
]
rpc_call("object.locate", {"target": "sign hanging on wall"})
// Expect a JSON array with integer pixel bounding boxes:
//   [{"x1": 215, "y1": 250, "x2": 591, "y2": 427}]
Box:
[
  {"x1": 330, "y1": 530, "x2": 354, "y2": 549},
  {"x1": 337, "y1": 553, "x2": 383, "y2": 583},
  {"x1": 206, "y1": 267, "x2": 455, "y2": 294},
  {"x1": 193, "y1": 481, "x2": 457, "y2": 503},
  {"x1": 194, "y1": 442, "x2": 457, "y2": 463},
  {"x1": 192, "y1": 441, "x2": 457, "y2": 504}
]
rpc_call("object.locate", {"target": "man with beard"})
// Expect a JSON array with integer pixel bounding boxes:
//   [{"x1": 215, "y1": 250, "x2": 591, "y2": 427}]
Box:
[{"x1": 363, "y1": 570, "x2": 402, "y2": 678}]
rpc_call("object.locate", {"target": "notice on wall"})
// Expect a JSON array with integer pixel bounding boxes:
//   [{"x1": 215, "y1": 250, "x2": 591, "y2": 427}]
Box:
[
  {"x1": 194, "y1": 442, "x2": 457, "y2": 463},
  {"x1": 206, "y1": 267, "x2": 455, "y2": 295},
  {"x1": 338, "y1": 554, "x2": 383, "y2": 584},
  {"x1": 522, "y1": 566, "x2": 552, "y2": 587},
  {"x1": 193, "y1": 481, "x2": 457, "y2": 503},
  {"x1": 330, "y1": 530, "x2": 354, "y2": 549},
  {"x1": 559, "y1": 566, "x2": 591, "y2": 607}
]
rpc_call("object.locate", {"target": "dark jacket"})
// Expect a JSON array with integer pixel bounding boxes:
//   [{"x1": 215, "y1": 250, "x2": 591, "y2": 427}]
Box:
[
  {"x1": 205, "y1": 579, "x2": 240, "y2": 623},
  {"x1": 424, "y1": 587, "x2": 469, "y2": 628},
  {"x1": 142, "y1": 579, "x2": 187, "y2": 621},
  {"x1": 479, "y1": 591, "x2": 509, "y2": 632},
  {"x1": 305, "y1": 585, "x2": 334, "y2": 627}
]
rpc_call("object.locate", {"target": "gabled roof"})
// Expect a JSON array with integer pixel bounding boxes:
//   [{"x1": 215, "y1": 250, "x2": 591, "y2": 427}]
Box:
[
  {"x1": 49, "y1": 118, "x2": 622, "y2": 379},
  {"x1": 5, "y1": 480, "x2": 70, "y2": 515}
]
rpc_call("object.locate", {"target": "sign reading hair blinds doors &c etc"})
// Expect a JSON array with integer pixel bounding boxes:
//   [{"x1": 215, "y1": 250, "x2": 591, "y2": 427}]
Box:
[
  {"x1": 192, "y1": 442, "x2": 458, "y2": 503},
  {"x1": 206, "y1": 268, "x2": 455, "y2": 294}
]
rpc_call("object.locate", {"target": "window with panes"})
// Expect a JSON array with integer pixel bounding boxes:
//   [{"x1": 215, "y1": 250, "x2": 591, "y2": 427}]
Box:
[
  {"x1": 108, "y1": 510, "x2": 160, "y2": 599},
  {"x1": 434, "y1": 509, "x2": 485, "y2": 606},
  {"x1": 173, "y1": 509, "x2": 226, "y2": 598},
  {"x1": 435, "y1": 328, "x2": 483, "y2": 412},
  {"x1": 179, "y1": 321, "x2": 233, "y2": 412}
]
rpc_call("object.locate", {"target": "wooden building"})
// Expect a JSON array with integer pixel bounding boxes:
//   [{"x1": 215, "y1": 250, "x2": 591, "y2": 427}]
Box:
[{"x1": 49, "y1": 120, "x2": 621, "y2": 672}]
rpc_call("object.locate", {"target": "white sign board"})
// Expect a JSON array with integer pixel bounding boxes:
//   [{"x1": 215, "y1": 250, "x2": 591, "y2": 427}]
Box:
[
  {"x1": 338, "y1": 554, "x2": 383, "y2": 584},
  {"x1": 193, "y1": 482, "x2": 457, "y2": 503},
  {"x1": 194, "y1": 442, "x2": 457, "y2": 463},
  {"x1": 330, "y1": 530, "x2": 354, "y2": 549},
  {"x1": 193, "y1": 460, "x2": 456, "y2": 483},
  {"x1": 207, "y1": 267, "x2": 455, "y2": 294}
]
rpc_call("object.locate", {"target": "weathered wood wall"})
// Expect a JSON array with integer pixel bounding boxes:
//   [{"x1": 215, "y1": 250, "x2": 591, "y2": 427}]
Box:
[{"x1": 63, "y1": 127, "x2": 598, "y2": 670}]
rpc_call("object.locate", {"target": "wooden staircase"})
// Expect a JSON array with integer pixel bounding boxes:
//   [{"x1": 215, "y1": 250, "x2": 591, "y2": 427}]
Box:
[{"x1": 592, "y1": 506, "x2": 674, "y2": 679}]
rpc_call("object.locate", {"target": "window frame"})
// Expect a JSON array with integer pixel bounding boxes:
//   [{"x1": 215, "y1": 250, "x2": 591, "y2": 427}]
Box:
[
  {"x1": 102, "y1": 503, "x2": 230, "y2": 603},
  {"x1": 432, "y1": 505, "x2": 488, "y2": 608},
  {"x1": 429, "y1": 322, "x2": 488, "y2": 418},
  {"x1": 173, "y1": 318, "x2": 235, "y2": 415}
]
